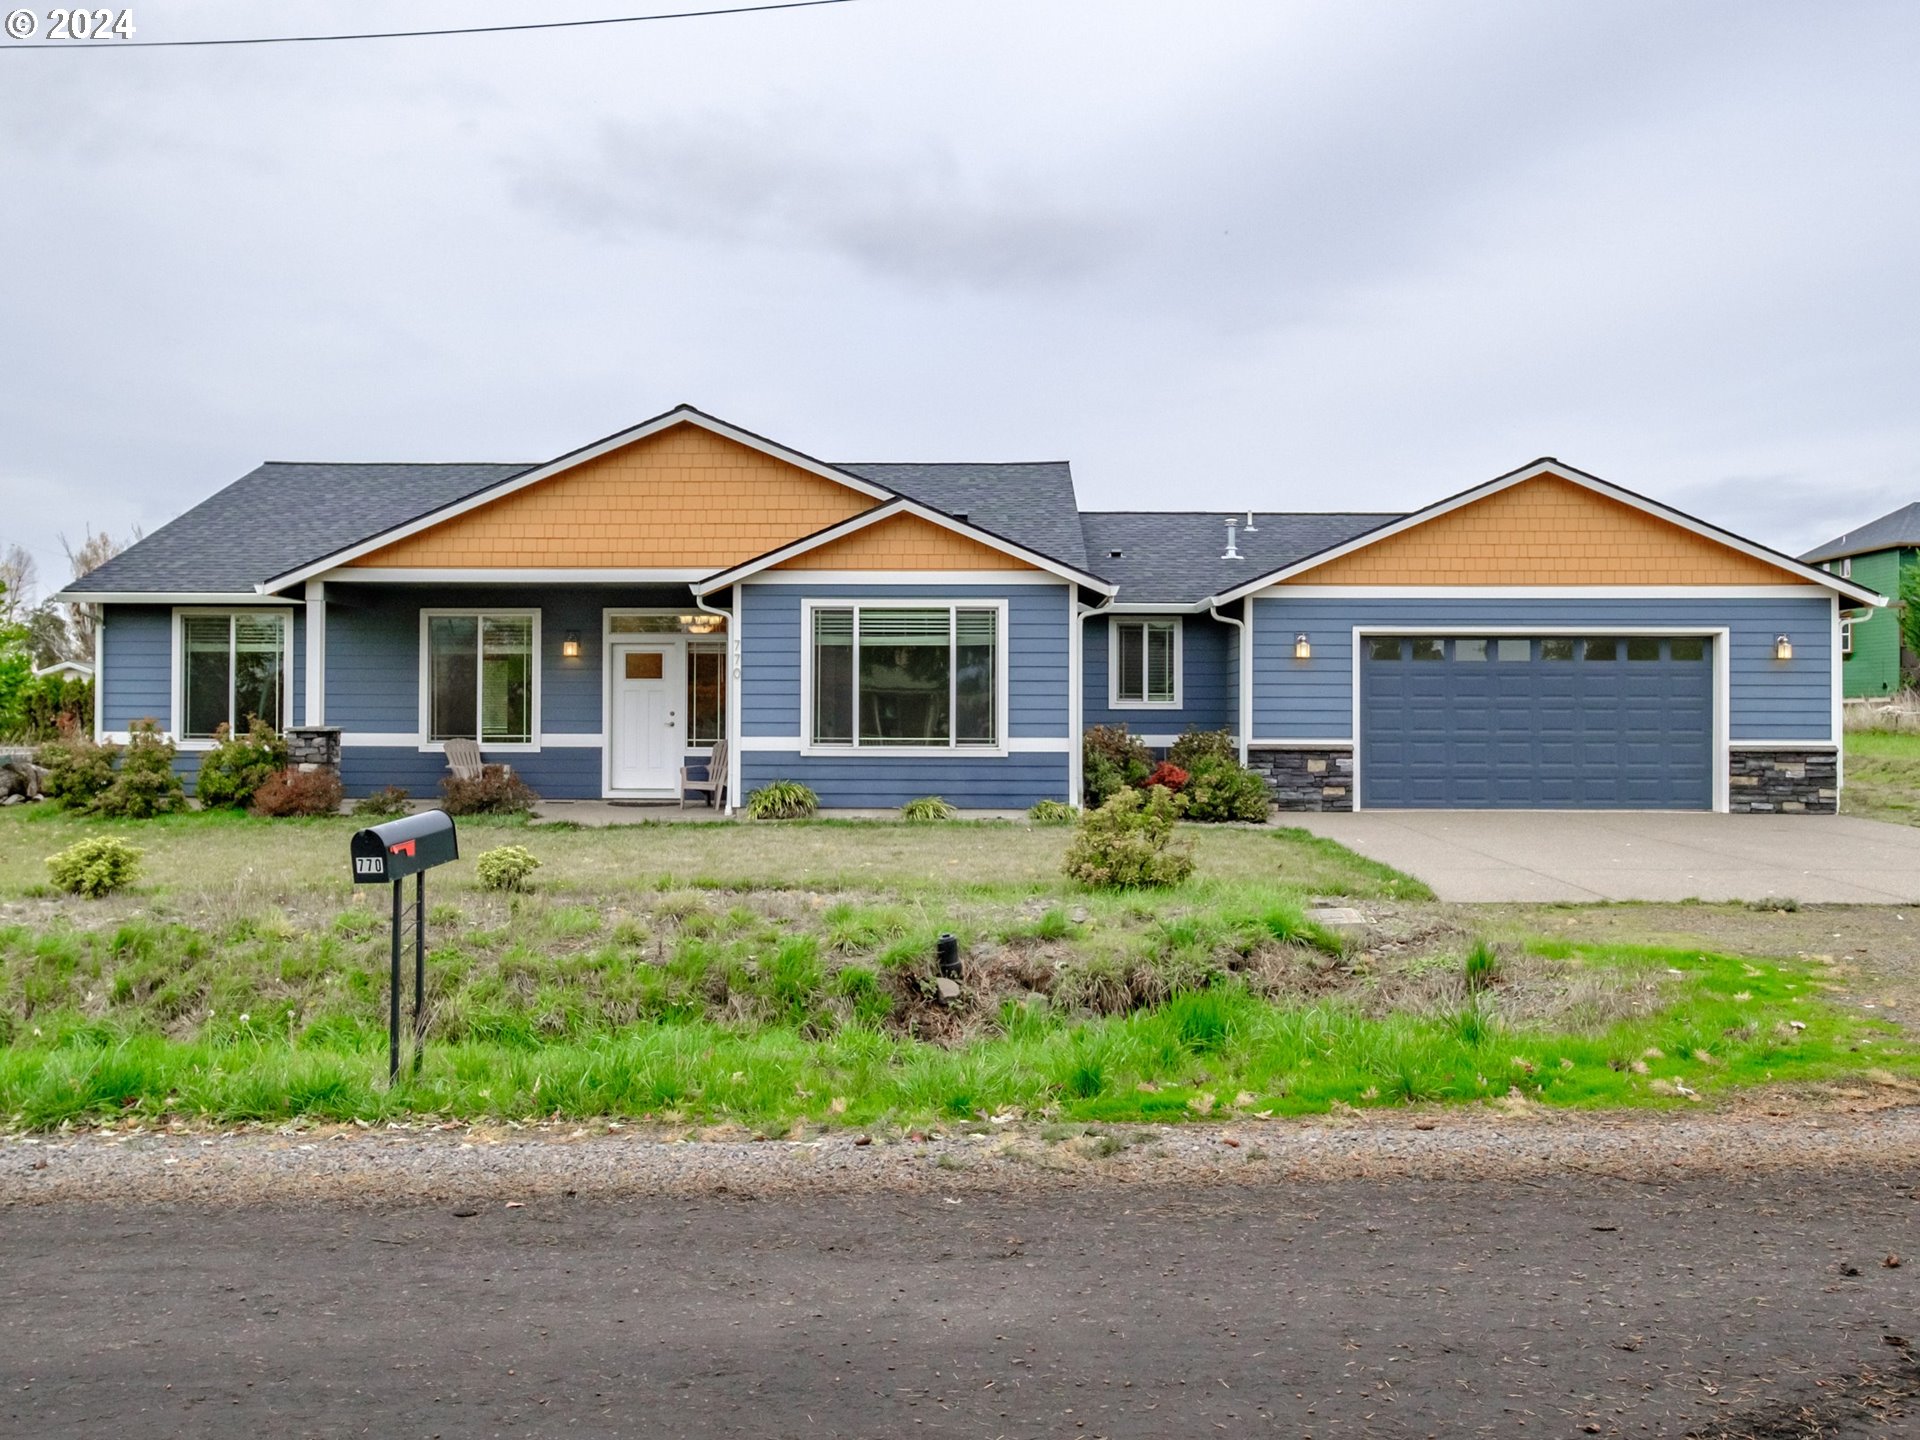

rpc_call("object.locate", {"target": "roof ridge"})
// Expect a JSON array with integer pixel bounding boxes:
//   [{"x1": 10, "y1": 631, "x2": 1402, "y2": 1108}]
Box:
[
  {"x1": 259, "y1": 459, "x2": 534, "y2": 467},
  {"x1": 837, "y1": 459, "x2": 1072, "y2": 467}
]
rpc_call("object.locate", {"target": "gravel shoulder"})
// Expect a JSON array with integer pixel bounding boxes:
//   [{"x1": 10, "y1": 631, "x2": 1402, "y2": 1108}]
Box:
[{"x1": 7, "y1": 1099, "x2": 1919, "y2": 1208}]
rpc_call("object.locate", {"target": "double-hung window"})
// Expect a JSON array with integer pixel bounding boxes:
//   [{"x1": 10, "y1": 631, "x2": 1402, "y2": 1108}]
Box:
[
  {"x1": 808, "y1": 602, "x2": 1002, "y2": 750},
  {"x1": 179, "y1": 610, "x2": 290, "y2": 740},
  {"x1": 1111, "y1": 618, "x2": 1179, "y2": 706},
  {"x1": 424, "y1": 612, "x2": 537, "y2": 745}
]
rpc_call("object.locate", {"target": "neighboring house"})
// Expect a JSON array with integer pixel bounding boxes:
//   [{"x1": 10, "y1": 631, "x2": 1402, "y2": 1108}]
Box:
[
  {"x1": 30, "y1": 660, "x2": 93, "y2": 681},
  {"x1": 1799, "y1": 503, "x2": 1919, "y2": 698},
  {"x1": 58, "y1": 405, "x2": 1883, "y2": 815}
]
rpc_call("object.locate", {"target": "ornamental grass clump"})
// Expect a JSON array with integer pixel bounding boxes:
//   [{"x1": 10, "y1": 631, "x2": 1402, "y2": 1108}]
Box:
[
  {"x1": 745, "y1": 780, "x2": 818, "y2": 820},
  {"x1": 900, "y1": 796, "x2": 956, "y2": 822},
  {"x1": 1027, "y1": 799, "x2": 1077, "y2": 825},
  {"x1": 476, "y1": 844, "x2": 541, "y2": 892},
  {"x1": 46, "y1": 836, "x2": 143, "y2": 898},
  {"x1": 193, "y1": 719, "x2": 287, "y2": 808},
  {"x1": 1062, "y1": 785, "x2": 1194, "y2": 889}
]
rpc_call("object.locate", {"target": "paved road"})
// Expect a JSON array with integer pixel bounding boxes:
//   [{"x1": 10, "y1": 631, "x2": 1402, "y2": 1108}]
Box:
[
  {"x1": 5, "y1": 1169, "x2": 1916, "y2": 1438},
  {"x1": 1290, "y1": 811, "x2": 1920, "y2": 903}
]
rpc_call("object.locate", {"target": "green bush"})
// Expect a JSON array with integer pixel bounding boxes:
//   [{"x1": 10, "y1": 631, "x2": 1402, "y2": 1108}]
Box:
[
  {"x1": 5, "y1": 672, "x2": 91, "y2": 741},
  {"x1": 1082, "y1": 725, "x2": 1150, "y2": 806},
  {"x1": 1181, "y1": 755, "x2": 1271, "y2": 823},
  {"x1": 1168, "y1": 728, "x2": 1238, "y2": 770},
  {"x1": 476, "y1": 844, "x2": 542, "y2": 892},
  {"x1": 36, "y1": 730, "x2": 119, "y2": 810},
  {"x1": 193, "y1": 720, "x2": 287, "y2": 808},
  {"x1": 94, "y1": 721, "x2": 186, "y2": 819},
  {"x1": 250, "y1": 768, "x2": 343, "y2": 817},
  {"x1": 1063, "y1": 785, "x2": 1195, "y2": 889},
  {"x1": 900, "y1": 796, "x2": 955, "y2": 822},
  {"x1": 1027, "y1": 799, "x2": 1077, "y2": 825},
  {"x1": 46, "y1": 836, "x2": 143, "y2": 898},
  {"x1": 352, "y1": 786, "x2": 412, "y2": 819},
  {"x1": 440, "y1": 768, "x2": 539, "y2": 816},
  {"x1": 745, "y1": 780, "x2": 818, "y2": 820}
]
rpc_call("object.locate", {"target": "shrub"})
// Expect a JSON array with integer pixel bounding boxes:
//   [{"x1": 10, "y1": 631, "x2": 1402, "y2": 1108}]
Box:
[
  {"x1": 745, "y1": 780, "x2": 818, "y2": 820},
  {"x1": 193, "y1": 719, "x2": 287, "y2": 808},
  {"x1": 1027, "y1": 799, "x2": 1077, "y2": 825},
  {"x1": 46, "y1": 836, "x2": 143, "y2": 898},
  {"x1": 250, "y1": 767, "x2": 344, "y2": 817},
  {"x1": 900, "y1": 796, "x2": 956, "y2": 822},
  {"x1": 1143, "y1": 761, "x2": 1189, "y2": 792},
  {"x1": 93, "y1": 720, "x2": 187, "y2": 819},
  {"x1": 476, "y1": 844, "x2": 541, "y2": 892},
  {"x1": 1168, "y1": 728, "x2": 1238, "y2": 770},
  {"x1": 8, "y1": 672, "x2": 91, "y2": 741},
  {"x1": 36, "y1": 728, "x2": 119, "y2": 810},
  {"x1": 1082, "y1": 724, "x2": 1151, "y2": 806},
  {"x1": 1062, "y1": 785, "x2": 1194, "y2": 889},
  {"x1": 352, "y1": 786, "x2": 412, "y2": 819},
  {"x1": 440, "y1": 768, "x2": 540, "y2": 816},
  {"x1": 1181, "y1": 755, "x2": 1271, "y2": 823}
]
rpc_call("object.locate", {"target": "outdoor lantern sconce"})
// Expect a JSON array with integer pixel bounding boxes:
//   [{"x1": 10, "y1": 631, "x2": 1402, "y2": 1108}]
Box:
[
  {"x1": 562, "y1": 632, "x2": 581, "y2": 659},
  {"x1": 1294, "y1": 633, "x2": 1312, "y2": 660},
  {"x1": 1774, "y1": 634, "x2": 1793, "y2": 661}
]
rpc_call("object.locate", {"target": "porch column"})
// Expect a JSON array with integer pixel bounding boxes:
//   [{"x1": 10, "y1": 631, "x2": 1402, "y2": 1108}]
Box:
[{"x1": 304, "y1": 579, "x2": 326, "y2": 726}]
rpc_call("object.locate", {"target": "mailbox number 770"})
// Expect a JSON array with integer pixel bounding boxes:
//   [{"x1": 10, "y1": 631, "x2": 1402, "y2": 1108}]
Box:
[{"x1": 355, "y1": 856, "x2": 384, "y2": 875}]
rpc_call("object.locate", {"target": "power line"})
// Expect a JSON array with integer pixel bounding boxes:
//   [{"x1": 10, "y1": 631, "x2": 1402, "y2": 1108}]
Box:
[{"x1": 0, "y1": 0, "x2": 862, "y2": 50}]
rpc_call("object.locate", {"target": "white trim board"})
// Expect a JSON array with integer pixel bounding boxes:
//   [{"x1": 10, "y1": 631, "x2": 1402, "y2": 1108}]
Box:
[
  {"x1": 1207, "y1": 460, "x2": 1889, "y2": 609},
  {"x1": 742, "y1": 570, "x2": 1070, "y2": 587},
  {"x1": 261, "y1": 405, "x2": 899, "y2": 591},
  {"x1": 1264, "y1": 584, "x2": 1841, "y2": 599},
  {"x1": 738, "y1": 735, "x2": 1070, "y2": 754}
]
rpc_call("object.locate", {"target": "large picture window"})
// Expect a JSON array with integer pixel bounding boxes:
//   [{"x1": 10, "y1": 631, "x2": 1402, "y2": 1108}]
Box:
[
  {"x1": 180, "y1": 611, "x2": 289, "y2": 740},
  {"x1": 1111, "y1": 618, "x2": 1179, "y2": 706},
  {"x1": 425, "y1": 612, "x2": 536, "y2": 744},
  {"x1": 808, "y1": 602, "x2": 1002, "y2": 749}
]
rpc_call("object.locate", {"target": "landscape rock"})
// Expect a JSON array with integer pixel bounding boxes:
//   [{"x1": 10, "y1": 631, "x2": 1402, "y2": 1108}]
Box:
[{"x1": 933, "y1": 977, "x2": 962, "y2": 1003}]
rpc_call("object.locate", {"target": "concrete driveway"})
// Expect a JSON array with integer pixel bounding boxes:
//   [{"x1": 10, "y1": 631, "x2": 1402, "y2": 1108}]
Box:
[{"x1": 1289, "y1": 810, "x2": 1920, "y2": 902}]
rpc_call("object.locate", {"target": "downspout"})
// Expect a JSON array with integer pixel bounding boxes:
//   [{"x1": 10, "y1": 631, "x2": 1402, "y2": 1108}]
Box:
[
  {"x1": 694, "y1": 590, "x2": 738, "y2": 815},
  {"x1": 1208, "y1": 598, "x2": 1249, "y2": 766},
  {"x1": 1072, "y1": 589, "x2": 1115, "y2": 807}
]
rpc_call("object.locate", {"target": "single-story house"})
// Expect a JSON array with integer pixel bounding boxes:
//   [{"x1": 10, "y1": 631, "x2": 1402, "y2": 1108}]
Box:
[
  {"x1": 59, "y1": 405, "x2": 1884, "y2": 814},
  {"x1": 1799, "y1": 503, "x2": 1919, "y2": 698}
]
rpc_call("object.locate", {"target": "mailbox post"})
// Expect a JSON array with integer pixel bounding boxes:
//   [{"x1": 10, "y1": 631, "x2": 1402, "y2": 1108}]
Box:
[{"x1": 350, "y1": 811, "x2": 459, "y2": 1082}]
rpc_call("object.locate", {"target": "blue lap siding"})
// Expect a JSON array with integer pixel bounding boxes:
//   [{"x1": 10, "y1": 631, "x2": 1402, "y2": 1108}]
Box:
[
  {"x1": 738, "y1": 581, "x2": 1072, "y2": 808},
  {"x1": 1081, "y1": 612, "x2": 1236, "y2": 742},
  {"x1": 1252, "y1": 595, "x2": 1835, "y2": 742}
]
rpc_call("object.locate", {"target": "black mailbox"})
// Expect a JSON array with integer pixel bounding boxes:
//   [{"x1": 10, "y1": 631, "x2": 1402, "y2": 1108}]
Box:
[{"x1": 351, "y1": 810, "x2": 459, "y2": 884}]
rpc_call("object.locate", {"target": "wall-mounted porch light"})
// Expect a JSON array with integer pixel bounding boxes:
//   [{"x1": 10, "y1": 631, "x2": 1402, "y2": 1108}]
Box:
[
  {"x1": 562, "y1": 631, "x2": 582, "y2": 659},
  {"x1": 1773, "y1": 634, "x2": 1793, "y2": 661},
  {"x1": 1294, "y1": 633, "x2": 1312, "y2": 660}
]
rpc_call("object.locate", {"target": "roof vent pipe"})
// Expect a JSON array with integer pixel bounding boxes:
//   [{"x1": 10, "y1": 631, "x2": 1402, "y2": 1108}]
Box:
[
  {"x1": 1243, "y1": 509, "x2": 1258, "y2": 533},
  {"x1": 1222, "y1": 518, "x2": 1241, "y2": 560}
]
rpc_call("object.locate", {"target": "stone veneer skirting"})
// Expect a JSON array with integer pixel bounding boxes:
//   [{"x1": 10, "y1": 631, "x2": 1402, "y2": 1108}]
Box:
[
  {"x1": 1247, "y1": 746, "x2": 1354, "y2": 812},
  {"x1": 1727, "y1": 747, "x2": 1838, "y2": 814},
  {"x1": 286, "y1": 726, "x2": 342, "y2": 777}
]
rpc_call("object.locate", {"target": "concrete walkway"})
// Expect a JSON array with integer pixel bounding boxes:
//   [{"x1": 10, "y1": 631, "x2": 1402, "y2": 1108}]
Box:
[{"x1": 1289, "y1": 810, "x2": 1920, "y2": 903}]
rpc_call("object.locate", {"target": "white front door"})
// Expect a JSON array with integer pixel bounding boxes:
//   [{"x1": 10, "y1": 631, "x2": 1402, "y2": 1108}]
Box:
[{"x1": 610, "y1": 642, "x2": 682, "y2": 793}]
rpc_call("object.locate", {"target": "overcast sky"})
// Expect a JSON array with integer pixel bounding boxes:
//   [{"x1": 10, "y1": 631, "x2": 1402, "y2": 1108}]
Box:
[{"x1": 4, "y1": 0, "x2": 1917, "y2": 595}]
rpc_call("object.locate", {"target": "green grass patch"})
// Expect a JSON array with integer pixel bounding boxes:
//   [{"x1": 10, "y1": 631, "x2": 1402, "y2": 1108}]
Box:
[{"x1": 1844, "y1": 730, "x2": 1920, "y2": 825}]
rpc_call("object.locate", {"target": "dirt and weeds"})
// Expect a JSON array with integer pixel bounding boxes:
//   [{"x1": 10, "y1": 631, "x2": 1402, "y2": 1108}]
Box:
[
  {"x1": 1844, "y1": 730, "x2": 1920, "y2": 827},
  {"x1": 0, "y1": 807, "x2": 1913, "y2": 1130}
]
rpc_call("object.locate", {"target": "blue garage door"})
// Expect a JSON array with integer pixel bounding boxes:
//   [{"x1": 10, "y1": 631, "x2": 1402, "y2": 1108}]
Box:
[{"x1": 1360, "y1": 635, "x2": 1713, "y2": 809}]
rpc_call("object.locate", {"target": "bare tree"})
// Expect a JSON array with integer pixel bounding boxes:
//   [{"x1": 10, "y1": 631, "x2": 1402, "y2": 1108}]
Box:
[
  {"x1": 59, "y1": 524, "x2": 142, "y2": 663},
  {"x1": 0, "y1": 544, "x2": 36, "y2": 624}
]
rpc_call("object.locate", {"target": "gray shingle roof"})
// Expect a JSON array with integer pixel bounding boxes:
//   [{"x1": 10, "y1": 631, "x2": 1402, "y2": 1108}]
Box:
[
  {"x1": 1800, "y1": 502, "x2": 1920, "y2": 564},
  {"x1": 67, "y1": 462, "x2": 534, "y2": 594},
  {"x1": 1079, "y1": 511, "x2": 1401, "y2": 605},
  {"x1": 837, "y1": 462, "x2": 1089, "y2": 571}
]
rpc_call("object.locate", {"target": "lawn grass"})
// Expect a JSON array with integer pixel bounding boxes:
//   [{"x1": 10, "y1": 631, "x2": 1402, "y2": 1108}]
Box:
[
  {"x1": 1843, "y1": 730, "x2": 1920, "y2": 825},
  {"x1": 3, "y1": 807, "x2": 1911, "y2": 1129}
]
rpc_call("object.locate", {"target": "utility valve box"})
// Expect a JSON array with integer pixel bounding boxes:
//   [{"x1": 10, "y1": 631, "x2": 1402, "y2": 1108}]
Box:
[{"x1": 350, "y1": 811, "x2": 459, "y2": 884}]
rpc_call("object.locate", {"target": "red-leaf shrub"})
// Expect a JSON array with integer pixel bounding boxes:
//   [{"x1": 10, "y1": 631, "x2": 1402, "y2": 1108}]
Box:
[
  {"x1": 1143, "y1": 761, "x2": 1190, "y2": 792},
  {"x1": 249, "y1": 767, "x2": 344, "y2": 817}
]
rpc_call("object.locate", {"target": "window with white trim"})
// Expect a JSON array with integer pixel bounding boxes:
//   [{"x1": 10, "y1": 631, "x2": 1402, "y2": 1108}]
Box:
[
  {"x1": 1841, "y1": 618, "x2": 1854, "y2": 658},
  {"x1": 687, "y1": 645, "x2": 726, "y2": 745},
  {"x1": 426, "y1": 612, "x2": 536, "y2": 743},
  {"x1": 808, "y1": 603, "x2": 1001, "y2": 749},
  {"x1": 180, "y1": 611, "x2": 289, "y2": 739},
  {"x1": 1111, "y1": 618, "x2": 1179, "y2": 705}
]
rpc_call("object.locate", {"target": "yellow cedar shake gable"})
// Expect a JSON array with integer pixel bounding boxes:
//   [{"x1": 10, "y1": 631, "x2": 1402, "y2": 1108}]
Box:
[
  {"x1": 774, "y1": 511, "x2": 1035, "y2": 572},
  {"x1": 1281, "y1": 473, "x2": 1805, "y2": 587},
  {"x1": 346, "y1": 423, "x2": 878, "y2": 569}
]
